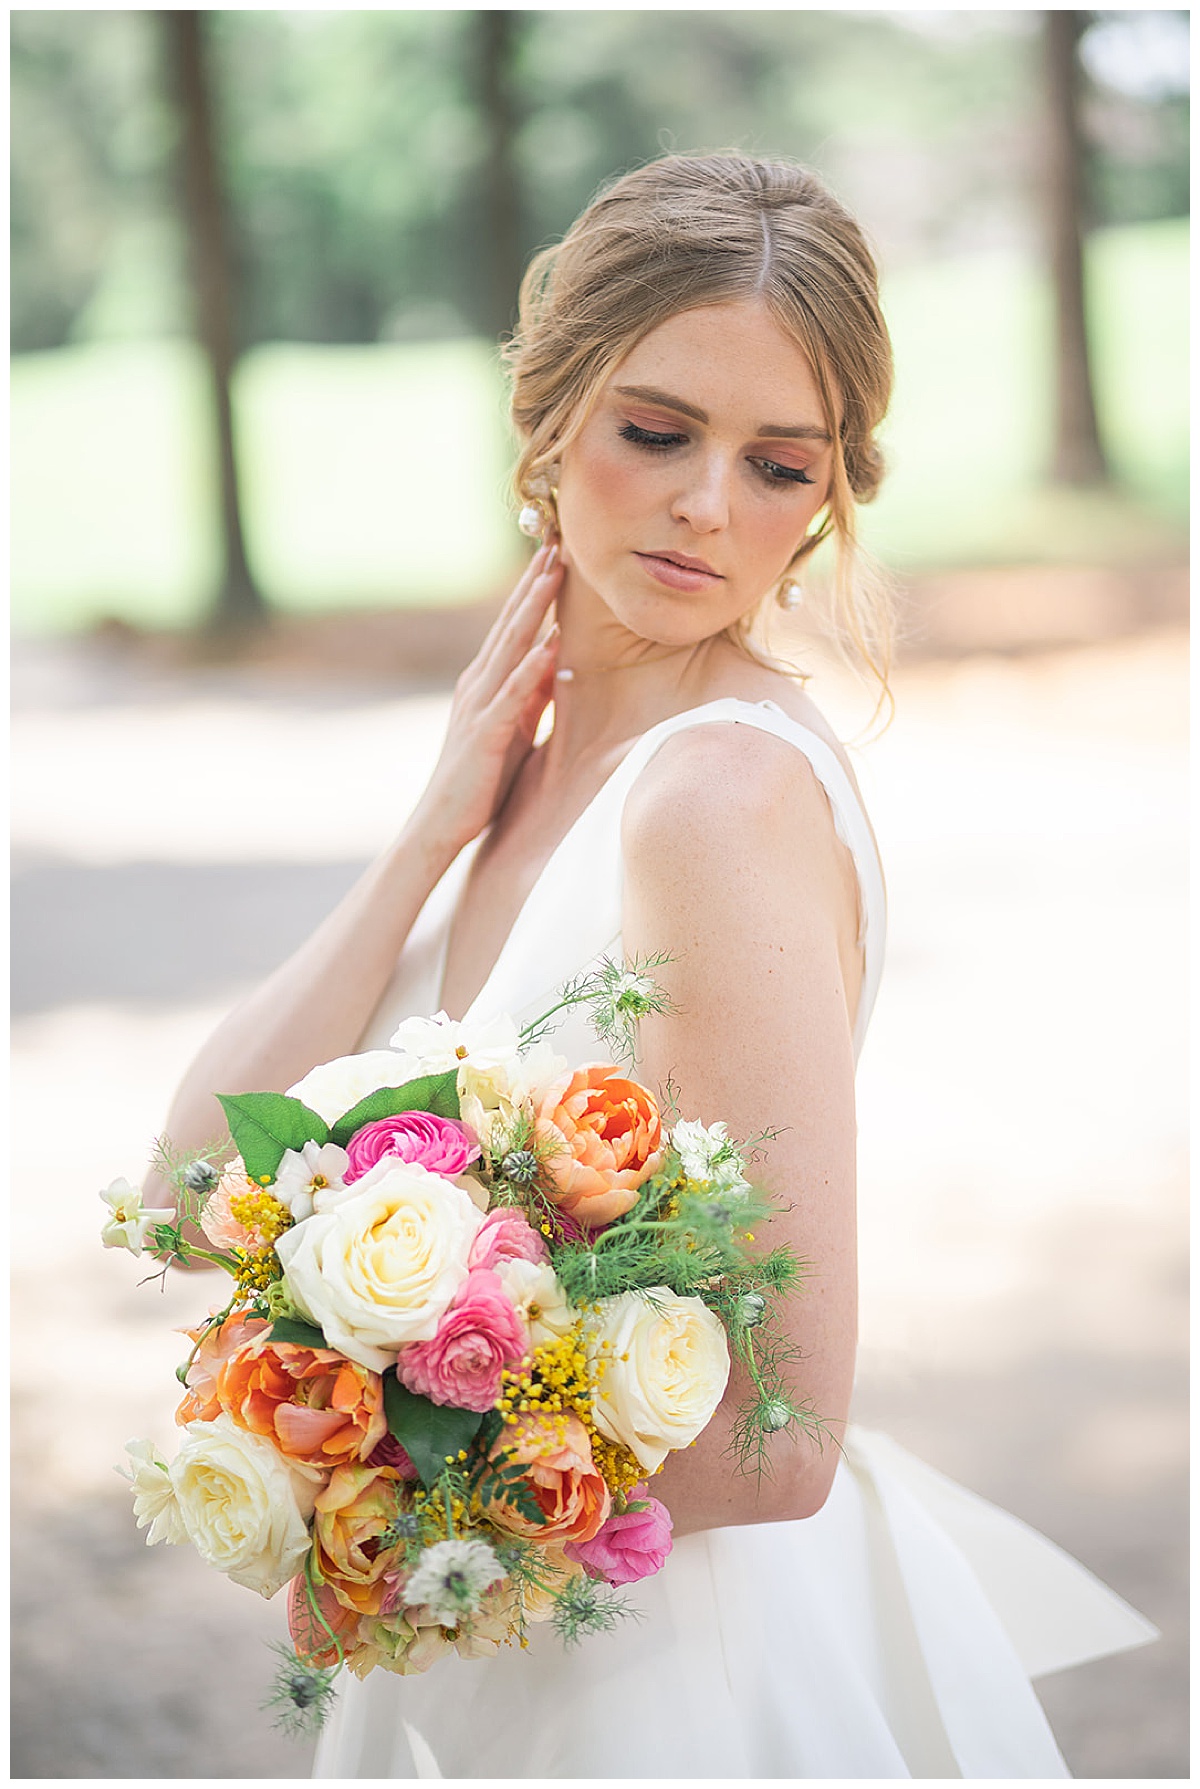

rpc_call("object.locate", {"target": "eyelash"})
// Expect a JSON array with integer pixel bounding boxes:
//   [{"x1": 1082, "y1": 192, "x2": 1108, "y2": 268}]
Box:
[{"x1": 617, "y1": 420, "x2": 816, "y2": 487}]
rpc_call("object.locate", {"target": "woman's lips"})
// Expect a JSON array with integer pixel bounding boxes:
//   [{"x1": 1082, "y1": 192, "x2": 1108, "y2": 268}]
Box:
[{"x1": 634, "y1": 551, "x2": 724, "y2": 592}]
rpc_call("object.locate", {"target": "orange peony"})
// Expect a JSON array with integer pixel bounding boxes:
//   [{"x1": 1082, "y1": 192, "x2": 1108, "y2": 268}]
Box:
[
  {"x1": 217, "y1": 1338, "x2": 387, "y2": 1469},
  {"x1": 176, "y1": 1311, "x2": 269, "y2": 1425},
  {"x1": 312, "y1": 1462, "x2": 408, "y2": 1618},
  {"x1": 534, "y1": 1063, "x2": 664, "y2": 1229},
  {"x1": 488, "y1": 1411, "x2": 611, "y2": 1544}
]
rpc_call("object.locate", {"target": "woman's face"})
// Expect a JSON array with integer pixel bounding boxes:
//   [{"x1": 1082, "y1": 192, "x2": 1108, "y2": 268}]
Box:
[{"x1": 555, "y1": 299, "x2": 836, "y2": 647}]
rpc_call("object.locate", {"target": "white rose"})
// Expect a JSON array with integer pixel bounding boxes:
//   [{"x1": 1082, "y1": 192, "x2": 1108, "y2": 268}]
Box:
[
  {"x1": 590, "y1": 1288, "x2": 731, "y2": 1472},
  {"x1": 169, "y1": 1415, "x2": 317, "y2": 1599},
  {"x1": 496, "y1": 1258, "x2": 578, "y2": 1347},
  {"x1": 286, "y1": 1051, "x2": 419, "y2": 1127},
  {"x1": 274, "y1": 1161, "x2": 483, "y2": 1372}
]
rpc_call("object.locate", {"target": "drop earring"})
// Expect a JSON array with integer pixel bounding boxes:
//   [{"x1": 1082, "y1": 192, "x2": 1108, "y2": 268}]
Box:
[
  {"x1": 777, "y1": 578, "x2": 803, "y2": 612},
  {"x1": 517, "y1": 471, "x2": 560, "y2": 541}
]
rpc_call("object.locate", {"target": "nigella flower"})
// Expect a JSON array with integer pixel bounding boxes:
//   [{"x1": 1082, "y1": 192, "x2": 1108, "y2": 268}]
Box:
[
  {"x1": 670, "y1": 1119, "x2": 751, "y2": 1197},
  {"x1": 403, "y1": 1538, "x2": 505, "y2": 1628},
  {"x1": 582, "y1": 956, "x2": 674, "y2": 1064}
]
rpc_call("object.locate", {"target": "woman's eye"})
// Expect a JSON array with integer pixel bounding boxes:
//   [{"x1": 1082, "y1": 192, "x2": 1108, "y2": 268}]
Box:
[
  {"x1": 753, "y1": 457, "x2": 816, "y2": 487},
  {"x1": 618, "y1": 420, "x2": 688, "y2": 451}
]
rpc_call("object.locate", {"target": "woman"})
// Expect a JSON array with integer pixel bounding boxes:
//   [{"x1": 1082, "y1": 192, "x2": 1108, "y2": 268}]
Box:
[{"x1": 154, "y1": 153, "x2": 1154, "y2": 1777}]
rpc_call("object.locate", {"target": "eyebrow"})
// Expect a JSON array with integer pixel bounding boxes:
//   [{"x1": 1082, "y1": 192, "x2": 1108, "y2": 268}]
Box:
[{"x1": 613, "y1": 384, "x2": 833, "y2": 444}]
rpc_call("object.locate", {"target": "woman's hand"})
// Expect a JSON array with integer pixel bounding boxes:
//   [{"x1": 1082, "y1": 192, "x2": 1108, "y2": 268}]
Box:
[{"x1": 412, "y1": 542, "x2": 564, "y2": 853}]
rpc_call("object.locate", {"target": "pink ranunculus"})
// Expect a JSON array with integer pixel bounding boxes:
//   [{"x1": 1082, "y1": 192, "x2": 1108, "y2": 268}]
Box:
[
  {"x1": 343, "y1": 1113, "x2": 481, "y2": 1183},
  {"x1": 394, "y1": 1268, "x2": 527, "y2": 1412},
  {"x1": 469, "y1": 1207, "x2": 549, "y2": 1272},
  {"x1": 563, "y1": 1487, "x2": 674, "y2": 1586}
]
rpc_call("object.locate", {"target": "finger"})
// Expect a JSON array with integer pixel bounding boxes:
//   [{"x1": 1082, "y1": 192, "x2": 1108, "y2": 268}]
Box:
[
  {"x1": 456, "y1": 546, "x2": 557, "y2": 701},
  {"x1": 490, "y1": 624, "x2": 558, "y2": 715},
  {"x1": 473, "y1": 557, "x2": 563, "y2": 706}
]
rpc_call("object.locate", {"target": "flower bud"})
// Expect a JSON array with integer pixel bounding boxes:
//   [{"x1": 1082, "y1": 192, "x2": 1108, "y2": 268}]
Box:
[
  {"x1": 735, "y1": 1292, "x2": 767, "y2": 1328},
  {"x1": 183, "y1": 1159, "x2": 219, "y2": 1194},
  {"x1": 760, "y1": 1400, "x2": 792, "y2": 1433},
  {"x1": 500, "y1": 1149, "x2": 540, "y2": 1187}
]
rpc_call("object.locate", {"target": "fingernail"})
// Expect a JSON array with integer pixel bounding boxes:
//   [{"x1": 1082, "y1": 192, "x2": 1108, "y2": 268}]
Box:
[
  {"x1": 555, "y1": 666, "x2": 575, "y2": 683},
  {"x1": 544, "y1": 544, "x2": 559, "y2": 570}
]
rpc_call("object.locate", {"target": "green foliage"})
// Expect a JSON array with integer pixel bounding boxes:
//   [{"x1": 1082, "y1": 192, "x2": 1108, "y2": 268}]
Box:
[
  {"x1": 269, "y1": 1316, "x2": 328, "y2": 1350},
  {"x1": 329, "y1": 1070, "x2": 461, "y2": 1146},
  {"x1": 549, "y1": 1573, "x2": 637, "y2": 1647},
  {"x1": 262, "y1": 1641, "x2": 339, "y2": 1739},
  {"x1": 382, "y1": 1373, "x2": 485, "y2": 1489},
  {"x1": 475, "y1": 1457, "x2": 549, "y2": 1531},
  {"x1": 215, "y1": 1091, "x2": 329, "y2": 1183}
]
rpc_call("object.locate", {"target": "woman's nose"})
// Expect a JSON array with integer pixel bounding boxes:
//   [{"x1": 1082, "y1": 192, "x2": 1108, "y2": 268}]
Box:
[{"x1": 670, "y1": 454, "x2": 731, "y2": 533}]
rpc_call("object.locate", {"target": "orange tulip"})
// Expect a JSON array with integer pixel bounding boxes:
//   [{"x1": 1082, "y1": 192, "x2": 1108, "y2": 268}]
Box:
[
  {"x1": 487, "y1": 1411, "x2": 611, "y2": 1544},
  {"x1": 175, "y1": 1311, "x2": 269, "y2": 1425},
  {"x1": 313, "y1": 1462, "x2": 408, "y2": 1617},
  {"x1": 217, "y1": 1338, "x2": 387, "y2": 1470}
]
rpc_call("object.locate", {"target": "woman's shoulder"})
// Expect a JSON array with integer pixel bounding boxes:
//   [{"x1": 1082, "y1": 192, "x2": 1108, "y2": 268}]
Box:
[
  {"x1": 628, "y1": 655, "x2": 865, "y2": 832},
  {"x1": 622, "y1": 693, "x2": 848, "y2": 871}
]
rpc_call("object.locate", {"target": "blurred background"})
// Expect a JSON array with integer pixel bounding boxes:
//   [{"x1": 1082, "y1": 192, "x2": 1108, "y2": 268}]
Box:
[{"x1": 10, "y1": 8, "x2": 1188, "y2": 1779}]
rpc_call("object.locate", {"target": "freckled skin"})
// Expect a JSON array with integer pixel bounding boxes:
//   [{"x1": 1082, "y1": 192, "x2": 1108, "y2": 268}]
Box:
[{"x1": 555, "y1": 300, "x2": 836, "y2": 652}]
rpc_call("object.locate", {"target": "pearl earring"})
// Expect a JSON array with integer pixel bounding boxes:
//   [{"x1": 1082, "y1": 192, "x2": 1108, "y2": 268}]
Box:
[
  {"x1": 777, "y1": 579, "x2": 803, "y2": 612},
  {"x1": 518, "y1": 472, "x2": 560, "y2": 541}
]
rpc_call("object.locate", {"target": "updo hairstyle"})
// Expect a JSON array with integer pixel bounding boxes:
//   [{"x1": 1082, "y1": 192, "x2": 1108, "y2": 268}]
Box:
[{"x1": 503, "y1": 151, "x2": 895, "y2": 696}]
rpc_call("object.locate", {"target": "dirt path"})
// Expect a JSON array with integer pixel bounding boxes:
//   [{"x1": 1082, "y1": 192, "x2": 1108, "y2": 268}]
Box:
[{"x1": 11, "y1": 625, "x2": 1187, "y2": 1778}]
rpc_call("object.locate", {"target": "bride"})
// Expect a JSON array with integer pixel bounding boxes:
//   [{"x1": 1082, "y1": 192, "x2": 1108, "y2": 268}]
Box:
[{"x1": 153, "y1": 152, "x2": 1155, "y2": 1777}]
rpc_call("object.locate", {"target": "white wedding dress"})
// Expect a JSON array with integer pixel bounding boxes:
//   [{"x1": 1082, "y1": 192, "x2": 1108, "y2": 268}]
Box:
[{"x1": 313, "y1": 697, "x2": 1156, "y2": 1779}]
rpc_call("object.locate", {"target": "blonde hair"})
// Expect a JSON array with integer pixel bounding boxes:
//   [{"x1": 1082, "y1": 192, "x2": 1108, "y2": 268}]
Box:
[{"x1": 503, "y1": 151, "x2": 895, "y2": 703}]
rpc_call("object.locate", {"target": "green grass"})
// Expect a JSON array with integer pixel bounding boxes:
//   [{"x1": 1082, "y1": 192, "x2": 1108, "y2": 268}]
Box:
[
  {"x1": 860, "y1": 217, "x2": 1189, "y2": 571},
  {"x1": 10, "y1": 219, "x2": 1188, "y2": 635}
]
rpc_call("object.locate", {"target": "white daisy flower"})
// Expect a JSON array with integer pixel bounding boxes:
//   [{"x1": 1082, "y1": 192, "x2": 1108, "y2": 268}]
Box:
[
  {"x1": 387, "y1": 1011, "x2": 522, "y2": 1077},
  {"x1": 403, "y1": 1538, "x2": 506, "y2": 1628}
]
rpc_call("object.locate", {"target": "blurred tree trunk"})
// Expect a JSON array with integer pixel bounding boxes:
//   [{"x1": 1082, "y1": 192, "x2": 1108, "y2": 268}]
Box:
[
  {"x1": 162, "y1": 10, "x2": 266, "y2": 630},
  {"x1": 1044, "y1": 10, "x2": 1110, "y2": 485},
  {"x1": 475, "y1": 10, "x2": 525, "y2": 341}
]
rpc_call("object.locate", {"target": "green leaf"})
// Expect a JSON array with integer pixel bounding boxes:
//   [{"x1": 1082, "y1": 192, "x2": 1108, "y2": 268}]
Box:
[
  {"x1": 269, "y1": 1317, "x2": 329, "y2": 1350},
  {"x1": 382, "y1": 1372, "x2": 485, "y2": 1488},
  {"x1": 329, "y1": 1070, "x2": 461, "y2": 1146},
  {"x1": 215, "y1": 1092, "x2": 329, "y2": 1183}
]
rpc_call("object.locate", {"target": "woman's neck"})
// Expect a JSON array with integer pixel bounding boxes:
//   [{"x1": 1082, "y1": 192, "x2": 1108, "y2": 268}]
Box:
[{"x1": 541, "y1": 573, "x2": 741, "y2": 774}]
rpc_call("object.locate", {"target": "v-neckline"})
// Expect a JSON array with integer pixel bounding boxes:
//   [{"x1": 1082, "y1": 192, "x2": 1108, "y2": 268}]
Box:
[
  {"x1": 435, "y1": 700, "x2": 744, "y2": 1022},
  {"x1": 433, "y1": 696, "x2": 882, "y2": 1033}
]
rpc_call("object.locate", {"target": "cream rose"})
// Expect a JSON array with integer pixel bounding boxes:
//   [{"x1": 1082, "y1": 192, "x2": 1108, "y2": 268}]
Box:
[
  {"x1": 169, "y1": 1414, "x2": 317, "y2": 1599},
  {"x1": 274, "y1": 1162, "x2": 484, "y2": 1372},
  {"x1": 590, "y1": 1288, "x2": 731, "y2": 1472},
  {"x1": 286, "y1": 1051, "x2": 421, "y2": 1127}
]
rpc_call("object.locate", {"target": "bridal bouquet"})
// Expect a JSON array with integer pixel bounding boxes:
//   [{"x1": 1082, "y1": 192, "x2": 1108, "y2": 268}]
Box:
[{"x1": 102, "y1": 961, "x2": 815, "y2": 1734}]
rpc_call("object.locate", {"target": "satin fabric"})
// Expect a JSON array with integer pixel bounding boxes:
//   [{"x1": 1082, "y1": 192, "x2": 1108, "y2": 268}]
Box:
[{"x1": 314, "y1": 699, "x2": 1156, "y2": 1779}]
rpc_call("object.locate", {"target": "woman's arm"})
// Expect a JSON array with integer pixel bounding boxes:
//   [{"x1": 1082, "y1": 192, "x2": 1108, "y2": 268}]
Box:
[
  {"x1": 620, "y1": 721, "x2": 861, "y2": 1533},
  {"x1": 146, "y1": 545, "x2": 564, "y2": 1204}
]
